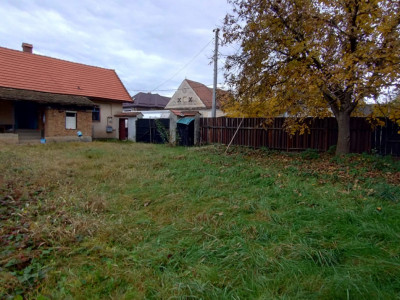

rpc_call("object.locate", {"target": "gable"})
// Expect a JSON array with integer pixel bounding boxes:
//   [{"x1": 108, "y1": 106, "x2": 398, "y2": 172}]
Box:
[
  {"x1": 186, "y1": 79, "x2": 214, "y2": 108},
  {"x1": 0, "y1": 46, "x2": 132, "y2": 102},
  {"x1": 165, "y1": 80, "x2": 206, "y2": 109}
]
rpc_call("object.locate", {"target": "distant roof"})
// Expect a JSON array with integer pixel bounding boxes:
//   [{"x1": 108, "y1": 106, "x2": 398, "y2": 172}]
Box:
[
  {"x1": 0, "y1": 87, "x2": 94, "y2": 107},
  {"x1": 114, "y1": 112, "x2": 143, "y2": 118},
  {"x1": 124, "y1": 92, "x2": 170, "y2": 108},
  {"x1": 0, "y1": 45, "x2": 132, "y2": 102}
]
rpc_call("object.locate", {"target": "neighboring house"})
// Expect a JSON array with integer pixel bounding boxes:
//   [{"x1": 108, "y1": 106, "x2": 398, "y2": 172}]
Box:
[
  {"x1": 165, "y1": 79, "x2": 225, "y2": 117},
  {"x1": 123, "y1": 92, "x2": 170, "y2": 111},
  {"x1": 0, "y1": 43, "x2": 132, "y2": 144}
]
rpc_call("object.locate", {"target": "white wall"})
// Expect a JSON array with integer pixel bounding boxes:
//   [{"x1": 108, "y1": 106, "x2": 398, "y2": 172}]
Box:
[
  {"x1": 198, "y1": 109, "x2": 225, "y2": 118},
  {"x1": 92, "y1": 101, "x2": 123, "y2": 139}
]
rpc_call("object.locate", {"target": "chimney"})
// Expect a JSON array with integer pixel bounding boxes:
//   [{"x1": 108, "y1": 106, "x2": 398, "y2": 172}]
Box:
[{"x1": 22, "y1": 43, "x2": 33, "y2": 53}]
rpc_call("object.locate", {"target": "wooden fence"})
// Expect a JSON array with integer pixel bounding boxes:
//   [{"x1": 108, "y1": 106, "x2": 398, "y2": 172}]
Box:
[
  {"x1": 200, "y1": 117, "x2": 400, "y2": 156},
  {"x1": 372, "y1": 119, "x2": 400, "y2": 156}
]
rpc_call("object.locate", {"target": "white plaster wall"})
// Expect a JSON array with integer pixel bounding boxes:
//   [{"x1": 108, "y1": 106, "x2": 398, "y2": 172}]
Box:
[
  {"x1": 127, "y1": 118, "x2": 137, "y2": 141},
  {"x1": 198, "y1": 109, "x2": 225, "y2": 118},
  {"x1": 92, "y1": 101, "x2": 123, "y2": 139}
]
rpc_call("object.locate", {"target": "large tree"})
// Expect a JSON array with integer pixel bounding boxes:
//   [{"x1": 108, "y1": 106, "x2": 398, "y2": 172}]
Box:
[{"x1": 222, "y1": 0, "x2": 400, "y2": 154}]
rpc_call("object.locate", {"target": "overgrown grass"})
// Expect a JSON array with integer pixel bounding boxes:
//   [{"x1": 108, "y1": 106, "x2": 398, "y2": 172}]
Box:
[{"x1": 1, "y1": 142, "x2": 399, "y2": 299}]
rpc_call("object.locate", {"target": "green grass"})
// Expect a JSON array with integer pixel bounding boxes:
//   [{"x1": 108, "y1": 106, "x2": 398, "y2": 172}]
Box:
[{"x1": 1, "y1": 142, "x2": 399, "y2": 299}]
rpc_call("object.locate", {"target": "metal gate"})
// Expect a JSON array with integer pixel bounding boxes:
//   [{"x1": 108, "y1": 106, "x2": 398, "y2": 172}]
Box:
[{"x1": 136, "y1": 119, "x2": 170, "y2": 144}]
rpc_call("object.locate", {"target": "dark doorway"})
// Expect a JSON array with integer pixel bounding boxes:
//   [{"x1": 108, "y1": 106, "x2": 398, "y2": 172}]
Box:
[
  {"x1": 119, "y1": 118, "x2": 128, "y2": 140},
  {"x1": 136, "y1": 119, "x2": 170, "y2": 143},
  {"x1": 14, "y1": 102, "x2": 39, "y2": 129},
  {"x1": 177, "y1": 117, "x2": 195, "y2": 146}
]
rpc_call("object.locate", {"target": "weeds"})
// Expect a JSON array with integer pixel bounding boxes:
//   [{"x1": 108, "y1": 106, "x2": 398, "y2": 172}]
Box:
[
  {"x1": 0, "y1": 142, "x2": 399, "y2": 299},
  {"x1": 155, "y1": 119, "x2": 170, "y2": 144},
  {"x1": 300, "y1": 148, "x2": 320, "y2": 160}
]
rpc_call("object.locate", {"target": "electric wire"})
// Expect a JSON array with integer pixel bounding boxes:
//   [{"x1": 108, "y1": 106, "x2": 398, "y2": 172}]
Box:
[
  {"x1": 150, "y1": 38, "x2": 214, "y2": 93},
  {"x1": 128, "y1": 82, "x2": 226, "y2": 94}
]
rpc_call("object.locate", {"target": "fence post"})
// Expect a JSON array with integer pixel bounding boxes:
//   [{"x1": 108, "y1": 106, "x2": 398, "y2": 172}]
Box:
[{"x1": 169, "y1": 113, "x2": 177, "y2": 145}]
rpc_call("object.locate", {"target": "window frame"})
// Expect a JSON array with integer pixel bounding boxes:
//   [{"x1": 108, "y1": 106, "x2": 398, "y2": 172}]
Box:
[
  {"x1": 92, "y1": 105, "x2": 100, "y2": 122},
  {"x1": 65, "y1": 111, "x2": 77, "y2": 130}
]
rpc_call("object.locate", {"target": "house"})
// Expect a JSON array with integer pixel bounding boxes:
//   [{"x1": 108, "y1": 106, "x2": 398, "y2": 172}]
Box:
[
  {"x1": 165, "y1": 79, "x2": 225, "y2": 117},
  {"x1": 123, "y1": 92, "x2": 170, "y2": 111},
  {"x1": 0, "y1": 43, "x2": 132, "y2": 144}
]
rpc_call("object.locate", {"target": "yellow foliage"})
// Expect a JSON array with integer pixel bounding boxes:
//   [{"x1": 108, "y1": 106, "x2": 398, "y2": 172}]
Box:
[
  {"x1": 371, "y1": 98, "x2": 400, "y2": 132},
  {"x1": 222, "y1": 0, "x2": 400, "y2": 142}
]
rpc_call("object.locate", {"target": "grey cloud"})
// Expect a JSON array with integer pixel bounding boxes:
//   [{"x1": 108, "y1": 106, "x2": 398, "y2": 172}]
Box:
[{"x1": 0, "y1": 0, "x2": 232, "y2": 96}]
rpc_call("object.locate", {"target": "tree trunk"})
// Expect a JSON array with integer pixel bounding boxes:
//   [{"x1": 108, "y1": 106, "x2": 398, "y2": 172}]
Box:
[{"x1": 336, "y1": 112, "x2": 351, "y2": 155}]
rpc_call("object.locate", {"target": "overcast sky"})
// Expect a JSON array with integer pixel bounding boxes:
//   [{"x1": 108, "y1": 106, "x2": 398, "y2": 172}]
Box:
[{"x1": 0, "y1": 0, "x2": 234, "y2": 97}]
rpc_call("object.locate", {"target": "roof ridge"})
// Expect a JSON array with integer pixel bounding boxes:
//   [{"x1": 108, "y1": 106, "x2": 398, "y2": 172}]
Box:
[
  {"x1": 185, "y1": 78, "x2": 209, "y2": 88},
  {"x1": 0, "y1": 44, "x2": 132, "y2": 102},
  {"x1": 0, "y1": 45, "x2": 115, "y2": 72}
]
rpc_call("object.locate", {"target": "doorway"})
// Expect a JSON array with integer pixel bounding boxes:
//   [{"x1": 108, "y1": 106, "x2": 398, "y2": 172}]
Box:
[
  {"x1": 14, "y1": 102, "x2": 39, "y2": 129},
  {"x1": 119, "y1": 118, "x2": 128, "y2": 140}
]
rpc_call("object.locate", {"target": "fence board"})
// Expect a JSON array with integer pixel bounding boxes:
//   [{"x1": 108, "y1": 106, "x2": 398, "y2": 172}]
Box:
[
  {"x1": 200, "y1": 117, "x2": 400, "y2": 156},
  {"x1": 371, "y1": 119, "x2": 400, "y2": 156}
]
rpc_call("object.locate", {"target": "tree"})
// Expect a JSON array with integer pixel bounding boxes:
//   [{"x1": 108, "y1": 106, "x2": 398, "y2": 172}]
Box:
[
  {"x1": 370, "y1": 92, "x2": 400, "y2": 131},
  {"x1": 222, "y1": 0, "x2": 400, "y2": 155}
]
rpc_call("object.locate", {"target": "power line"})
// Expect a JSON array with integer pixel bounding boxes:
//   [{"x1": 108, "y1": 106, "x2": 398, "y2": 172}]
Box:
[
  {"x1": 218, "y1": 36, "x2": 241, "y2": 54},
  {"x1": 128, "y1": 82, "x2": 226, "y2": 94},
  {"x1": 150, "y1": 38, "x2": 214, "y2": 93}
]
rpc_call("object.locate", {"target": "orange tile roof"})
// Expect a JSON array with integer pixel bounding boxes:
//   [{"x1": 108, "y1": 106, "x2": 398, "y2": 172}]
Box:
[
  {"x1": 185, "y1": 79, "x2": 224, "y2": 109},
  {"x1": 185, "y1": 79, "x2": 213, "y2": 108},
  {"x1": 0, "y1": 46, "x2": 132, "y2": 102},
  {"x1": 171, "y1": 110, "x2": 200, "y2": 116}
]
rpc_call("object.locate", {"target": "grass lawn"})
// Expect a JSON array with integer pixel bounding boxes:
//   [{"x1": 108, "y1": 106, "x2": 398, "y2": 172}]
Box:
[{"x1": 1, "y1": 141, "x2": 400, "y2": 299}]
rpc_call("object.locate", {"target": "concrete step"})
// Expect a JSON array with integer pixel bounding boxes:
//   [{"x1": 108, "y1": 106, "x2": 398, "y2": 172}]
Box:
[
  {"x1": 16, "y1": 129, "x2": 42, "y2": 143},
  {"x1": 19, "y1": 136, "x2": 41, "y2": 140}
]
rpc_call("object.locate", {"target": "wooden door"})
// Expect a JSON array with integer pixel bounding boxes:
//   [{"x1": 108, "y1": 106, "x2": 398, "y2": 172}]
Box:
[{"x1": 119, "y1": 118, "x2": 127, "y2": 140}]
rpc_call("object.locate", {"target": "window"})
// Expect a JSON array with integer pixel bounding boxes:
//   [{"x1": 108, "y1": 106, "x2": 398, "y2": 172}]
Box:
[
  {"x1": 66, "y1": 111, "x2": 77, "y2": 129},
  {"x1": 177, "y1": 97, "x2": 182, "y2": 103},
  {"x1": 92, "y1": 106, "x2": 100, "y2": 121},
  {"x1": 188, "y1": 97, "x2": 193, "y2": 102}
]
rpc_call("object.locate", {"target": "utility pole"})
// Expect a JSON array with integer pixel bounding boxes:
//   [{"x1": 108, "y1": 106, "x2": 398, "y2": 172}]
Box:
[{"x1": 212, "y1": 28, "x2": 219, "y2": 118}]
